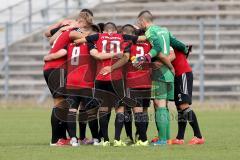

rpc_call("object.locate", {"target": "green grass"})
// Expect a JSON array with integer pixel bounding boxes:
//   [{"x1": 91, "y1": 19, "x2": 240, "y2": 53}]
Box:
[{"x1": 0, "y1": 106, "x2": 240, "y2": 160}]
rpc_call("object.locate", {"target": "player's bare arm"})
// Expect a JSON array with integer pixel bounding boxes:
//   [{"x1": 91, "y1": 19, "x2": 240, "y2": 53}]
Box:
[
  {"x1": 137, "y1": 36, "x2": 147, "y2": 41},
  {"x1": 44, "y1": 22, "x2": 62, "y2": 38},
  {"x1": 69, "y1": 30, "x2": 90, "y2": 41},
  {"x1": 150, "y1": 41, "x2": 175, "y2": 74},
  {"x1": 89, "y1": 49, "x2": 123, "y2": 60},
  {"x1": 74, "y1": 33, "x2": 99, "y2": 45},
  {"x1": 74, "y1": 38, "x2": 87, "y2": 44},
  {"x1": 44, "y1": 19, "x2": 75, "y2": 38},
  {"x1": 100, "y1": 52, "x2": 130, "y2": 75},
  {"x1": 49, "y1": 30, "x2": 61, "y2": 45},
  {"x1": 153, "y1": 49, "x2": 176, "y2": 70},
  {"x1": 43, "y1": 49, "x2": 67, "y2": 62},
  {"x1": 49, "y1": 26, "x2": 75, "y2": 45},
  {"x1": 158, "y1": 53, "x2": 175, "y2": 75}
]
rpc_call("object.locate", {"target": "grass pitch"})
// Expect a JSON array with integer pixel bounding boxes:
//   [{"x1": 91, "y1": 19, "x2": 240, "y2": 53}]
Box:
[{"x1": 0, "y1": 103, "x2": 240, "y2": 160}]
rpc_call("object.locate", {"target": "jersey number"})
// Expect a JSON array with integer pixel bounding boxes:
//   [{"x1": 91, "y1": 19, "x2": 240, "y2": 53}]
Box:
[
  {"x1": 136, "y1": 46, "x2": 144, "y2": 58},
  {"x1": 71, "y1": 47, "x2": 80, "y2": 65},
  {"x1": 102, "y1": 40, "x2": 121, "y2": 53}
]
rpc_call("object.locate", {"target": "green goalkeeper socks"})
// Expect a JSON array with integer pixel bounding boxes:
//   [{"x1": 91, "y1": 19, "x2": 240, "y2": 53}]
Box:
[
  {"x1": 155, "y1": 107, "x2": 170, "y2": 141},
  {"x1": 166, "y1": 109, "x2": 170, "y2": 140}
]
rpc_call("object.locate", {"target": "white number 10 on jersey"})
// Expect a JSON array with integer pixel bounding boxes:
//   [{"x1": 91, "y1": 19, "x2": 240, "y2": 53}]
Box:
[{"x1": 102, "y1": 40, "x2": 121, "y2": 53}]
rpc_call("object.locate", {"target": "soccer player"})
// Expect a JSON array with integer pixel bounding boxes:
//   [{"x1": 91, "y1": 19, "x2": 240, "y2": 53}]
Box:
[
  {"x1": 123, "y1": 24, "x2": 151, "y2": 146},
  {"x1": 136, "y1": 10, "x2": 189, "y2": 145},
  {"x1": 75, "y1": 22, "x2": 132, "y2": 146},
  {"x1": 44, "y1": 9, "x2": 94, "y2": 46},
  {"x1": 171, "y1": 48, "x2": 205, "y2": 145},
  {"x1": 66, "y1": 24, "x2": 124, "y2": 146},
  {"x1": 44, "y1": 8, "x2": 94, "y2": 39},
  {"x1": 43, "y1": 27, "x2": 78, "y2": 146},
  {"x1": 43, "y1": 12, "x2": 93, "y2": 146},
  {"x1": 64, "y1": 29, "x2": 98, "y2": 147},
  {"x1": 46, "y1": 23, "x2": 125, "y2": 146},
  {"x1": 44, "y1": 19, "x2": 76, "y2": 39}
]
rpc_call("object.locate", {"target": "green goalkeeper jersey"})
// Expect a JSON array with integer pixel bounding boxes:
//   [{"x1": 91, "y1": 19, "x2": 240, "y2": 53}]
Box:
[{"x1": 145, "y1": 25, "x2": 187, "y2": 82}]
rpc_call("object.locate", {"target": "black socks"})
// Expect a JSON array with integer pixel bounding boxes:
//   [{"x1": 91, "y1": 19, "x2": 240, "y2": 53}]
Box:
[
  {"x1": 124, "y1": 108, "x2": 133, "y2": 140},
  {"x1": 67, "y1": 111, "x2": 77, "y2": 138},
  {"x1": 176, "y1": 110, "x2": 187, "y2": 139},
  {"x1": 79, "y1": 110, "x2": 88, "y2": 140},
  {"x1": 99, "y1": 111, "x2": 110, "y2": 141},
  {"x1": 177, "y1": 108, "x2": 202, "y2": 139},
  {"x1": 134, "y1": 112, "x2": 148, "y2": 142},
  {"x1": 183, "y1": 108, "x2": 202, "y2": 138},
  {"x1": 88, "y1": 109, "x2": 99, "y2": 139},
  {"x1": 51, "y1": 108, "x2": 61, "y2": 143},
  {"x1": 114, "y1": 113, "x2": 125, "y2": 141}
]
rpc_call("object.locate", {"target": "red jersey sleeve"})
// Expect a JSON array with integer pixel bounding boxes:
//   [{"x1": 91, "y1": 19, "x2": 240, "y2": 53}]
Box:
[{"x1": 43, "y1": 30, "x2": 72, "y2": 70}]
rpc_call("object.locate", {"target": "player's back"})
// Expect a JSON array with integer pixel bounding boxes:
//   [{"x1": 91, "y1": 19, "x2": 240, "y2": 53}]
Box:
[
  {"x1": 147, "y1": 25, "x2": 174, "y2": 82},
  {"x1": 126, "y1": 41, "x2": 152, "y2": 89},
  {"x1": 172, "y1": 49, "x2": 192, "y2": 76},
  {"x1": 145, "y1": 25, "x2": 171, "y2": 55},
  {"x1": 66, "y1": 43, "x2": 96, "y2": 90},
  {"x1": 95, "y1": 33, "x2": 127, "y2": 81}
]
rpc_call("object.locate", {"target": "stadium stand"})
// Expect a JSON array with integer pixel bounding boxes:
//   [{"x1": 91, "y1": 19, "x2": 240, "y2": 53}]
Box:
[{"x1": 0, "y1": 0, "x2": 240, "y2": 101}]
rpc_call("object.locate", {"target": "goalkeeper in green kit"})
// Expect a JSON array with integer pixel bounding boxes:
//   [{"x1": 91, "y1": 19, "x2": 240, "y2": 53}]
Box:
[{"x1": 136, "y1": 10, "x2": 190, "y2": 145}]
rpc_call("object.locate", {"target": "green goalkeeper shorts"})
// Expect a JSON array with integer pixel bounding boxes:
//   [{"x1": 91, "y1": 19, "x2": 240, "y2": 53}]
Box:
[{"x1": 151, "y1": 81, "x2": 174, "y2": 101}]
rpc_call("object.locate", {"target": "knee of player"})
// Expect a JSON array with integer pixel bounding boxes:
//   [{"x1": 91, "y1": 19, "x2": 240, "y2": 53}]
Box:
[
  {"x1": 115, "y1": 106, "x2": 125, "y2": 113},
  {"x1": 99, "y1": 107, "x2": 110, "y2": 112},
  {"x1": 133, "y1": 107, "x2": 143, "y2": 113},
  {"x1": 178, "y1": 103, "x2": 190, "y2": 111},
  {"x1": 69, "y1": 108, "x2": 78, "y2": 113}
]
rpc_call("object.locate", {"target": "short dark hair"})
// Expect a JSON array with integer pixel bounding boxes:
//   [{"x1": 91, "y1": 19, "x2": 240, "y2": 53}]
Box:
[
  {"x1": 91, "y1": 24, "x2": 101, "y2": 33},
  {"x1": 138, "y1": 10, "x2": 154, "y2": 22},
  {"x1": 122, "y1": 24, "x2": 136, "y2": 35},
  {"x1": 104, "y1": 22, "x2": 117, "y2": 32},
  {"x1": 81, "y1": 8, "x2": 93, "y2": 17},
  {"x1": 135, "y1": 29, "x2": 146, "y2": 36},
  {"x1": 138, "y1": 10, "x2": 152, "y2": 18},
  {"x1": 97, "y1": 23, "x2": 105, "y2": 33},
  {"x1": 117, "y1": 25, "x2": 123, "y2": 34}
]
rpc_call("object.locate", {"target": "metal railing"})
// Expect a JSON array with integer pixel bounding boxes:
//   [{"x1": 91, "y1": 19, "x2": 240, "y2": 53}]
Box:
[
  {"x1": 0, "y1": 0, "x2": 85, "y2": 47},
  {"x1": 0, "y1": 0, "x2": 102, "y2": 99},
  {"x1": 0, "y1": 0, "x2": 26, "y2": 23},
  {"x1": 0, "y1": 0, "x2": 71, "y2": 99},
  {"x1": 2, "y1": 19, "x2": 240, "y2": 101},
  {"x1": 198, "y1": 19, "x2": 205, "y2": 103},
  {"x1": 1, "y1": 0, "x2": 240, "y2": 102}
]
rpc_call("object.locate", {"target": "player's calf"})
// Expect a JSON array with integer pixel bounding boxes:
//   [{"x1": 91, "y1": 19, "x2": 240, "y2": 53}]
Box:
[{"x1": 114, "y1": 106, "x2": 125, "y2": 142}]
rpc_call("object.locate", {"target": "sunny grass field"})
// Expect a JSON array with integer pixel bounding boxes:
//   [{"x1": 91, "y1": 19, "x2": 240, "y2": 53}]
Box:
[{"x1": 0, "y1": 101, "x2": 240, "y2": 160}]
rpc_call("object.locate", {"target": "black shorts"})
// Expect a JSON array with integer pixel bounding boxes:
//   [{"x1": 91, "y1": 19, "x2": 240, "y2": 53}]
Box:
[
  {"x1": 127, "y1": 88, "x2": 151, "y2": 108},
  {"x1": 43, "y1": 68, "x2": 66, "y2": 98},
  {"x1": 95, "y1": 80, "x2": 126, "y2": 108},
  {"x1": 174, "y1": 72, "x2": 193, "y2": 106},
  {"x1": 66, "y1": 88, "x2": 93, "y2": 97},
  {"x1": 66, "y1": 95, "x2": 99, "y2": 110}
]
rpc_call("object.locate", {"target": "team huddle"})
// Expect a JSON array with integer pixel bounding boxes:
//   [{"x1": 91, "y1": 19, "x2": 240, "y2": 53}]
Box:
[{"x1": 43, "y1": 9, "x2": 205, "y2": 147}]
